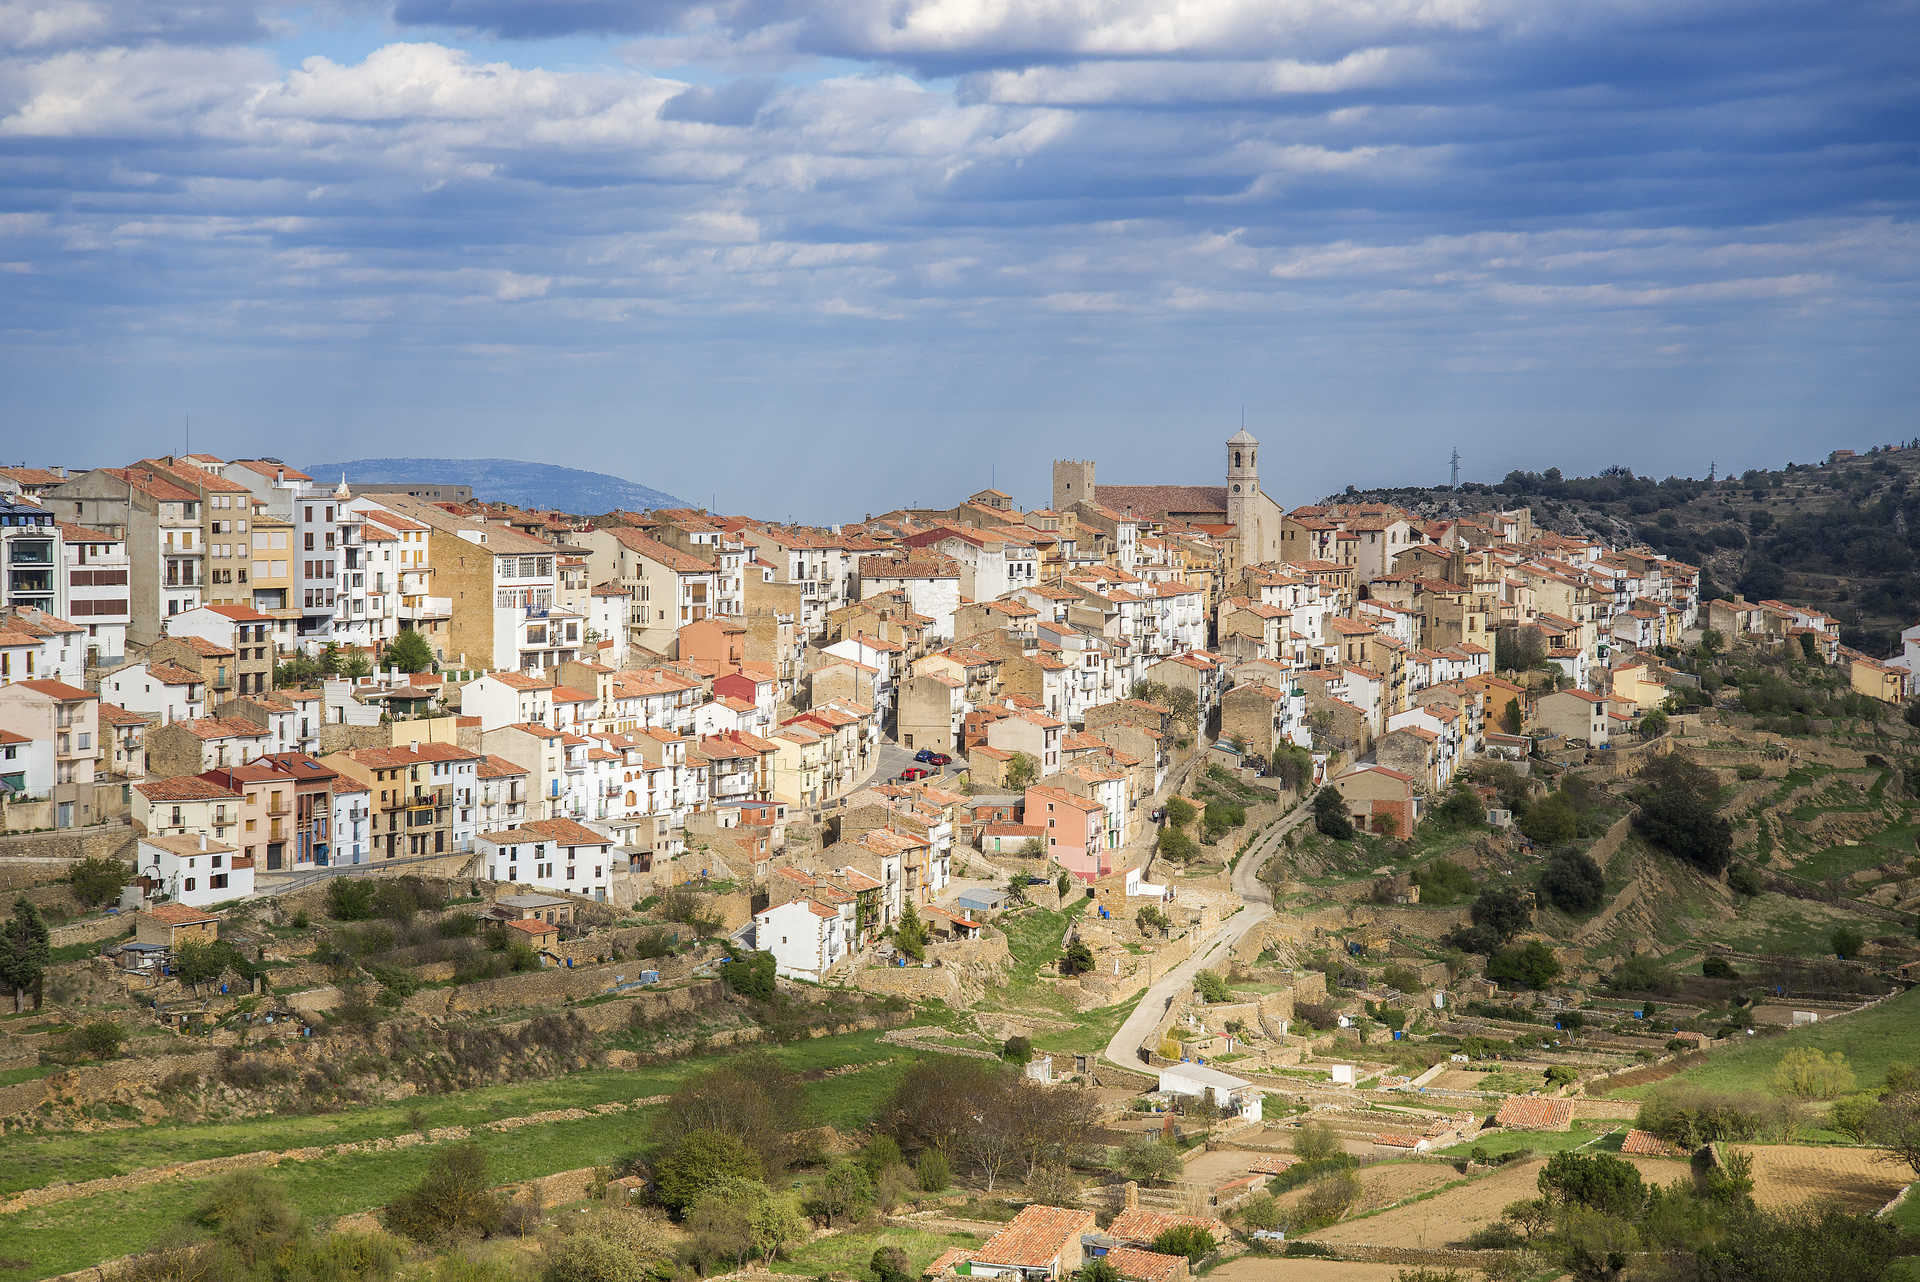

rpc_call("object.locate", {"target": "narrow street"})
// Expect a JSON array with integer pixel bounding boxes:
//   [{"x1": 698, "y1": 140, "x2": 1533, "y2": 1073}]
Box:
[{"x1": 1101, "y1": 792, "x2": 1316, "y2": 1071}]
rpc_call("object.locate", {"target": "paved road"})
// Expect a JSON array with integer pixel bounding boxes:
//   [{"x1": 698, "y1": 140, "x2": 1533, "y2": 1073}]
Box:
[{"x1": 1100, "y1": 793, "x2": 1317, "y2": 1072}]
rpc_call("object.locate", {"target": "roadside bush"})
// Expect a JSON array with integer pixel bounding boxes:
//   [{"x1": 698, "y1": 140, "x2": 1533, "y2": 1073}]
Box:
[{"x1": 1193, "y1": 970, "x2": 1231, "y2": 1003}]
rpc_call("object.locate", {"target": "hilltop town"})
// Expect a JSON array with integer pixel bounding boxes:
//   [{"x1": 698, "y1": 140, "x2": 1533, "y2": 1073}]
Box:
[{"x1": 1, "y1": 436, "x2": 1917, "y2": 1282}]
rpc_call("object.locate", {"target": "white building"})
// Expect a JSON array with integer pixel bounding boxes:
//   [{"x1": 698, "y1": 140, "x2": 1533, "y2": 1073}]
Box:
[
  {"x1": 330, "y1": 778, "x2": 371, "y2": 865},
  {"x1": 58, "y1": 524, "x2": 130, "y2": 665},
  {"x1": 135, "y1": 833, "x2": 253, "y2": 907},
  {"x1": 100, "y1": 659, "x2": 208, "y2": 725},
  {"x1": 476, "y1": 817, "x2": 620, "y2": 900},
  {"x1": 1157, "y1": 1061, "x2": 1263, "y2": 1122},
  {"x1": 754, "y1": 896, "x2": 849, "y2": 983}
]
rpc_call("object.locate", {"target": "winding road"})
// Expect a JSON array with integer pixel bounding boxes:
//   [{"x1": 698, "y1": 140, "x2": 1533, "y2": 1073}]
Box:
[{"x1": 1100, "y1": 793, "x2": 1317, "y2": 1072}]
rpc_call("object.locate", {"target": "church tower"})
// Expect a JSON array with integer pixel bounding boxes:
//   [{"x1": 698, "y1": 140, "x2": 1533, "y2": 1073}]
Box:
[{"x1": 1226, "y1": 427, "x2": 1260, "y2": 550}]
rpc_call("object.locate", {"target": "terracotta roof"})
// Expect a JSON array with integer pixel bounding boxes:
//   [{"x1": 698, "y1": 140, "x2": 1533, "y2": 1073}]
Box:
[
  {"x1": 923, "y1": 1247, "x2": 975, "y2": 1277},
  {"x1": 1493, "y1": 1096, "x2": 1573, "y2": 1131},
  {"x1": 1107, "y1": 1207, "x2": 1228, "y2": 1244},
  {"x1": 1094, "y1": 484, "x2": 1229, "y2": 517},
  {"x1": 975, "y1": 1205, "x2": 1097, "y2": 1270},
  {"x1": 1620, "y1": 1127, "x2": 1686, "y2": 1157},
  {"x1": 1105, "y1": 1248, "x2": 1186, "y2": 1282},
  {"x1": 146, "y1": 902, "x2": 220, "y2": 926},
  {"x1": 342, "y1": 741, "x2": 479, "y2": 768},
  {"x1": 137, "y1": 774, "x2": 243, "y2": 802},
  {"x1": 8, "y1": 678, "x2": 94, "y2": 702}
]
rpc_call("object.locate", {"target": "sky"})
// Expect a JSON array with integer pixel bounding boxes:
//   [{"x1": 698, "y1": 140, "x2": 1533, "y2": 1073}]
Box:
[{"x1": 2, "y1": 0, "x2": 1917, "y2": 520}]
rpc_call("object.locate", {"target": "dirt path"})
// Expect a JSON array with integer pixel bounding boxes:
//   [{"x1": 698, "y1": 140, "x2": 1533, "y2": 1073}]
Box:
[{"x1": 0, "y1": 1095, "x2": 671, "y2": 1214}]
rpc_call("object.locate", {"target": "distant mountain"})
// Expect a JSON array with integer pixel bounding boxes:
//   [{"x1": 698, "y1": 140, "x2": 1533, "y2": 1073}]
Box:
[{"x1": 306, "y1": 457, "x2": 688, "y2": 513}]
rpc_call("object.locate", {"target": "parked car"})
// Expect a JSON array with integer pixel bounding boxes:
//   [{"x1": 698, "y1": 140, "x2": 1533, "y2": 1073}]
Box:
[
  {"x1": 914, "y1": 748, "x2": 938, "y2": 763},
  {"x1": 924, "y1": 752, "x2": 951, "y2": 767},
  {"x1": 899, "y1": 766, "x2": 931, "y2": 781}
]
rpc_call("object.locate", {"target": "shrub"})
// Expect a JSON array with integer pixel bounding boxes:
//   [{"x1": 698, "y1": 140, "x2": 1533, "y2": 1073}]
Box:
[
  {"x1": 1636, "y1": 1087, "x2": 1789, "y2": 1147},
  {"x1": 1150, "y1": 1225, "x2": 1216, "y2": 1264},
  {"x1": 1313, "y1": 786, "x2": 1355, "y2": 840},
  {"x1": 1411, "y1": 859, "x2": 1476, "y2": 906},
  {"x1": 1702, "y1": 956, "x2": 1738, "y2": 979},
  {"x1": 1727, "y1": 864, "x2": 1763, "y2": 897},
  {"x1": 915, "y1": 1148, "x2": 950, "y2": 1193},
  {"x1": 1292, "y1": 1121, "x2": 1342, "y2": 1163},
  {"x1": 69, "y1": 857, "x2": 130, "y2": 908},
  {"x1": 1830, "y1": 926, "x2": 1865, "y2": 960},
  {"x1": 63, "y1": 1019, "x2": 124, "y2": 1059},
  {"x1": 654, "y1": 1130, "x2": 762, "y2": 1215},
  {"x1": 722, "y1": 950, "x2": 777, "y2": 1000},
  {"x1": 1193, "y1": 970, "x2": 1231, "y2": 1003},
  {"x1": 383, "y1": 1143, "x2": 505, "y2": 1242},
  {"x1": 1060, "y1": 940, "x2": 1094, "y2": 976},
  {"x1": 326, "y1": 878, "x2": 379, "y2": 921},
  {"x1": 1001, "y1": 1035, "x2": 1033, "y2": 1065}
]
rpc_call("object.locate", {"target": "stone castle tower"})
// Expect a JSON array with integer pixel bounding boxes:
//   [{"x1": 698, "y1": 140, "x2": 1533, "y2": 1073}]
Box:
[{"x1": 1052, "y1": 458, "x2": 1096, "y2": 512}]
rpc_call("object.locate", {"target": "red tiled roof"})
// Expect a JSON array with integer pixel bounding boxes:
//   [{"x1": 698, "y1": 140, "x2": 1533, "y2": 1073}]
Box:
[
  {"x1": 1494, "y1": 1096, "x2": 1573, "y2": 1131},
  {"x1": 975, "y1": 1205, "x2": 1097, "y2": 1269}
]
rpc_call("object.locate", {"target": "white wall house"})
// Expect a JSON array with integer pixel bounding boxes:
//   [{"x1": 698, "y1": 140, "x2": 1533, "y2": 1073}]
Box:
[
  {"x1": 753, "y1": 897, "x2": 848, "y2": 983},
  {"x1": 136, "y1": 833, "x2": 254, "y2": 907},
  {"x1": 476, "y1": 817, "x2": 618, "y2": 900},
  {"x1": 1157, "y1": 1062, "x2": 1263, "y2": 1122}
]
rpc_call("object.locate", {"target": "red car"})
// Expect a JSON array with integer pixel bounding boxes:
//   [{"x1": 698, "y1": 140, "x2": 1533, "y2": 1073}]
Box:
[{"x1": 899, "y1": 766, "x2": 931, "y2": 781}]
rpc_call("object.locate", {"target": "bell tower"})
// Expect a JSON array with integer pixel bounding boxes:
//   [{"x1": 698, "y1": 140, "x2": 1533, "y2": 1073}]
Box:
[{"x1": 1226, "y1": 427, "x2": 1259, "y2": 545}]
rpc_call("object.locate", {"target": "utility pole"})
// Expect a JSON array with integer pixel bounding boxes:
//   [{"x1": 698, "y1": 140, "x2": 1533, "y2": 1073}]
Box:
[{"x1": 1449, "y1": 447, "x2": 1461, "y2": 489}]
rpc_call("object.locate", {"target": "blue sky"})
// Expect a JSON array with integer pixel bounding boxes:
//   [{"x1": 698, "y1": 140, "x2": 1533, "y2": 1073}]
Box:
[{"x1": 2, "y1": 0, "x2": 1915, "y2": 519}]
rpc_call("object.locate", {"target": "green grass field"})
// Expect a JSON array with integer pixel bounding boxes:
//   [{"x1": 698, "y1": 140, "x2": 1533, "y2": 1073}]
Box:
[
  {"x1": 1608, "y1": 986, "x2": 1920, "y2": 1100},
  {"x1": 768, "y1": 1225, "x2": 982, "y2": 1276},
  {"x1": 0, "y1": 1030, "x2": 917, "y2": 1282},
  {"x1": 1437, "y1": 1121, "x2": 1617, "y2": 1159},
  {"x1": 1791, "y1": 820, "x2": 1920, "y2": 882}
]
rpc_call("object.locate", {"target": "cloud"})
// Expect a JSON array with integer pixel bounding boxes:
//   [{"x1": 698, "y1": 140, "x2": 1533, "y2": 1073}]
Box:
[{"x1": 0, "y1": 0, "x2": 1913, "y2": 515}]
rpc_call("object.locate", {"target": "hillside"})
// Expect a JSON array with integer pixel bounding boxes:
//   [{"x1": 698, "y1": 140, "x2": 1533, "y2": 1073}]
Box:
[
  {"x1": 307, "y1": 457, "x2": 688, "y2": 513},
  {"x1": 1331, "y1": 441, "x2": 1920, "y2": 654}
]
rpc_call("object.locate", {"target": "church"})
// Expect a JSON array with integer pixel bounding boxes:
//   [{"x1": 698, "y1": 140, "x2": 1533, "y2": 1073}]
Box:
[{"x1": 1051, "y1": 427, "x2": 1286, "y2": 562}]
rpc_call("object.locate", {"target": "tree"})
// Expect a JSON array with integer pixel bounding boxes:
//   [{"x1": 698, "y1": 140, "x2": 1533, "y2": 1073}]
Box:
[
  {"x1": 1165, "y1": 796, "x2": 1197, "y2": 828},
  {"x1": 1495, "y1": 624, "x2": 1548, "y2": 673},
  {"x1": 1487, "y1": 941, "x2": 1561, "y2": 990},
  {"x1": 1470, "y1": 888, "x2": 1532, "y2": 945},
  {"x1": 1157, "y1": 826, "x2": 1198, "y2": 862},
  {"x1": 384, "y1": 1143, "x2": 505, "y2": 1242},
  {"x1": 1002, "y1": 1034, "x2": 1034, "y2": 1065},
  {"x1": 1150, "y1": 1225, "x2": 1216, "y2": 1265},
  {"x1": 1727, "y1": 863, "x2": 1763, "y2": 897},
  {"x1": 804, "y1": 1161, "x2": 873, "y2": 1227},
  {"x1": 1772, "y1": 1048, "x2": 1854, "y2": 1099},
  {"x1": 1631, "y1": 750, "x2": 1732, "y2": 875},
  {"x1": 543, "y1": 1233, "x2": 649, "y2": 1282},
  {"x1": 653, "y1": 1129, "x2": 762, "y2": 1215},
  {"x1": 915, "y1": 1148, "x2": 951, "y2": 1192},
  {"x1": 63, "y1": 1020, "x2": 124, "y2": 1059},
  {"x1": 69, "y1": 856, "x2": 129, "y2": 908},
  {"x1": 1060, "y1": 939, "x2": 1094, "y2": 976},
  {"x1": 1639, "y1": 709, "x2": 1670, "y2": 738},
  {"x1": 1538, "y1": 1151, "x2": 1645, "y2": 1219},
  {"x1": 654, "y1": 1051, "x2": 808, "y2": 1175},
  {"x1": 383, "y1": 628, "x2": 435, "y2": 674},
  {"x1": 0, "y1": 897, "x2": 50, "y2": 1013},
  {"x1": 1187, "y1": 1092, "x2": 1221, "y2": 1141},
  {"x1": 1118, "y1": 1137, "x2": 1183, "y2": 1183},
  {"x1": 173, "y1": 936, "x2": 229, "y2": 988},
  {"x1": 895, "y1": 900, "x2": 929, "y2": 961},
  {"x1": 688, "y1": 1177, "x2": 799, "y2": 1269},
  {"x1": 1868, "y1": 1093, "x2": 1920, "y2": 1176},
  {"x1": 1830, "y1": 926, "x2": 1865, "y2": 959},
  {"x1": 1080, "y1": 1260, "x2": 1122, "y2": 1282},
  {"x1": 1313, "y1": 785, "x2": 1355, "y2": 840},
  {"x1": 1538, "y1": 851, "x2": 1605, "y2": 914},
  {"x1": 1433, "y1": 784, "x2": 1484, "y2": 828},
  {"x1": 1005, "y1": 752, "x2": 1039, "y2": 789}
]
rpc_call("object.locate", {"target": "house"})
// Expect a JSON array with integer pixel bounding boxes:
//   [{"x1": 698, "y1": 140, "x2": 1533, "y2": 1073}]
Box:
[
  {"x1": 1848, "y1": 651, "x2": 1910, "y2": 704},
  {"x1": 504, "y1": 917, "x2": 559, "y2": 952},
  {"x1": 490, "y1": 891, "x2": 576, "y2": 926},
  {"x1": 1328, "y1": 763, "x2": 1421, "y2": 838},
  {"x1": 1024, "y1": 783, "x2": 1109, "y2": 884},
  {"x1": 1532, "y1": 688, "x2": 1609, "y2": 748},
  {"x1": 1156, "y1": 1062, "x2": 1263, "y2": 1122},
  {"x1": 1493, "y1": 1096, "x2": 1573, "y2": 1131},
  {"x1": 476, "y1": 817, "x2": 620, "y2": 900},
  {"x1": 163, "y1": 603, "x2": 278, "y2": 695},
  {"x1": 320, "y1": 740, "x2": 481, "y2": 860},
  {"x1": 754, "y1": 896, "x2": 849, "y2": 983},
  {"x1": 100, "y1": 659, "x2": 209, "y2": 726},
  {"x1": 0, "y1": 678, "x2": 102, "y2": 828},
  {"x1": 134, "y1": 901, "x2": 221, "y2": 950},
  {"x1": 965, "y1": 1204, "x2": 1098, "y2": 1281},
  {"x1": 135, "y1": 833, "x2": 254, "y2": 907},
  {"x1": 1106, "y1": 1203, "x2": 1230, "y2": 1250}
]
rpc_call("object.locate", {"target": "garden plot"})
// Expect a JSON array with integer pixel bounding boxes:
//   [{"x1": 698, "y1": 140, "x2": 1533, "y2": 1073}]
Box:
[
  {"x1": 1303, "y1": 1155, "x2": 1692, "y2": 1248},
  {"x1": 1732, "y1": 1143, "x2": 1910, "y2": 1213}
]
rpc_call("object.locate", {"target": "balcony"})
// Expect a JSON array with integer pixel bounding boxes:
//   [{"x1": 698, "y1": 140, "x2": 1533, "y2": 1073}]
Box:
[{"x1": 383, "y1": 786, "x2": 450, "y2": 812}]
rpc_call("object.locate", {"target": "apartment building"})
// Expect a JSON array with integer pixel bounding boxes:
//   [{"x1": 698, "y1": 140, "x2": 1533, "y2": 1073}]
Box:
[{"x1": 320, "y1": 740, "x2": 481, "y2": 860}]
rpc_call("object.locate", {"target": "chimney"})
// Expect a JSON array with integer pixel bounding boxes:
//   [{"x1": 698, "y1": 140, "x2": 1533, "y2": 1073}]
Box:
[
  {"x1": 199, "y1": 834, "x2": 207, "y2": 851},
  {"x1": 1123, "y1": 1181, "x2": 1139, "y2": 1211},
  {"x1": 410, "y1": 740, "x2": 420, "y2": 753}
]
